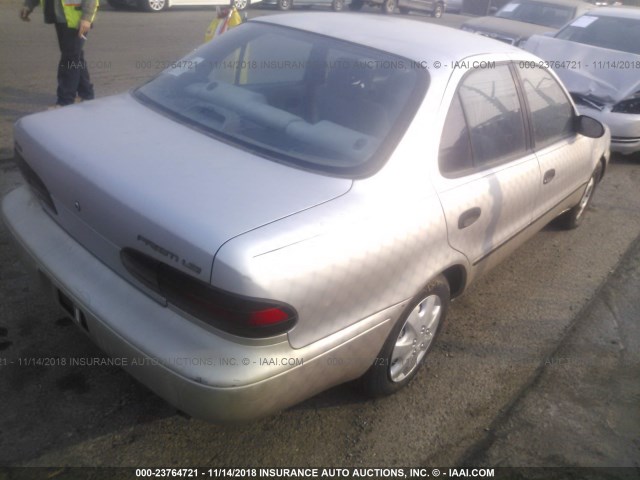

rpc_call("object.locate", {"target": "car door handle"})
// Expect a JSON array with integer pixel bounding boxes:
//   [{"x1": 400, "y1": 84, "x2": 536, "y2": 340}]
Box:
[
  {"x1": 543, "y1": 169, "x2": 556, "y2": 185},
  {"x1": 458, "y1": 207, "x2": 481, "y2": 230}
]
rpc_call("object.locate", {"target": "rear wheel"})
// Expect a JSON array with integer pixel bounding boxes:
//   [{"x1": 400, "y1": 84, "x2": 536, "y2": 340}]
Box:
[
  {"x1": 382, "y1": 0, "x2": 396, "y2": 13},
  {"x1": 332, "y1": 0, "x2": 345, "y2": 10},
  {"x1": 139, "y1": 0, "x2": 166, "y2": 11},
  {"x1": 361, "y1": 275, "x2": 450, "y2": 397},
  {"x1": 277, "y1": 0, "x2": 292, "y2": 9},
  {"x1": 556, "y1": 163, "x2": 602, "y2": 230},
  {"x1": 232, "y1": 0, "x2": 249, "y2": 9},
  {"x1": 431, "y1": 1, "x2": 444, "y2": 17}
]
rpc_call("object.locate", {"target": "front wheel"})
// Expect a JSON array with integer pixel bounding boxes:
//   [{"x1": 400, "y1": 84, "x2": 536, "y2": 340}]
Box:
[
  {"x1": 277, "y1": 0, "x2": 292, "y2": 9},
  {"x1": 139, "y1": 0, "x2": 166, "y2": 11},
  {"x1": 556, "y1": 163, "x2": 602, "y2": 230},
  {"x1": 431, "y1": 1, "x2": 444, "y2": 17},
  {"x1": 332, "y1": 0, "x2": 345, "y2": 10},
  {"x1": 361, "y1": 275, "x2": 450, "y2": 397}
]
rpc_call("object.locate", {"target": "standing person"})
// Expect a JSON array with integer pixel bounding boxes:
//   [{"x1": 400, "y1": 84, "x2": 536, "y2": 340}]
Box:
[{"x1": 20, "y1": 0, "x2": 99, "y2": 107}]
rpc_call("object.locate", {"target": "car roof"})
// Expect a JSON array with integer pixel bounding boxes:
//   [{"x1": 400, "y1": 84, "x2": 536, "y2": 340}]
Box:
[
  {"x1": 582, "y1": 6, "x2": 640, "y2": 20},
  {"x1": 252, "y1": 13, "x2": 523, "y2": 64}
]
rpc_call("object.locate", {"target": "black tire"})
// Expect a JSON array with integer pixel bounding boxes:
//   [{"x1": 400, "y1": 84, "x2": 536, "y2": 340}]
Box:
[
  {"x1": 332, "y1": 0, "x2": 345, "y2": 10},
  {"x1": 361, "y1": 275, "x2": 450, "y2": 398},
  {"x1": 431, "y1": 1, "x2": 443, "y2": 17},
  {"x1": 382, "y1": 0, "x2": 396, "y2": 13},
  {"x1": 556, "y1": 163, "x2": 602, "y2": 230},
  {"x1": 277, "y1": 0, "x2": 292, "y2": 10},
  {"x1": 139, "y1": 0, "x2": 166, "y2": 11},
  {"x1": 349, "y1": 0, "x2": 364, "y2": 9},
  {"x1": 232, "y1": 0, "x2": 249, "y2": 10}
]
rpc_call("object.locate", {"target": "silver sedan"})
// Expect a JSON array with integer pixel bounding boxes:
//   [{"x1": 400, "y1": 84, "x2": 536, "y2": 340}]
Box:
[{"x1": 2, "y1": 13, "x2": 610, "y2": 422}]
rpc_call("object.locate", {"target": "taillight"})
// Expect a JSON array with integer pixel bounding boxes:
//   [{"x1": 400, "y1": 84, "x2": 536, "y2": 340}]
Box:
[
  {"x1": 14, "y1": 148, "x2": 57, "y2": 214},
  {"x1": 249, "y1": 308, "x2": 289, "y2": 327},
  {"x1": 120, "y1": 248, "x2": 297, "y2": 338}
]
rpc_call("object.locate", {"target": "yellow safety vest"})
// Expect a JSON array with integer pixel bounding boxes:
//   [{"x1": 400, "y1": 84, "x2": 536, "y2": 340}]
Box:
[
  {"x1": 204, "y1": 8, "x2": 243, "y2": 43},
  {"x1": 40, "y1": 0, "x2": 98, "y2": 29}
]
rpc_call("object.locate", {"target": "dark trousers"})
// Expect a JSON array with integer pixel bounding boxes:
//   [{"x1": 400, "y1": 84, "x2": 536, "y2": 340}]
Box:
[{"x1": 54, "y1": 23, "x2": 94, "y2": 106}]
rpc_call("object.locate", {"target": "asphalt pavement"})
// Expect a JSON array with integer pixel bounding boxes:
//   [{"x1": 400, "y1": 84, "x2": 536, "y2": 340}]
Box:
[{"x1": 461, "y1": 235, "x2": 640, "y2": 468}]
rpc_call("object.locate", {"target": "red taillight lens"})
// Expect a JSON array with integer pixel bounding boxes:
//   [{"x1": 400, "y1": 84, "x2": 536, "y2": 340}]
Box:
[
  {"x1": 121, "y1": 248, "x2": 297, "y2": 338},
  {"x1": 249, "y1": 308, "x2": 290, "y2": 327}
]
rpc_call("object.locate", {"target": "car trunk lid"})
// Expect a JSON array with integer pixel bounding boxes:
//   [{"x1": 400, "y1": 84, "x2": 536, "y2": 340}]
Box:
[{"x1": 14, "y1": 93, "x2": 352, "y2": 289}]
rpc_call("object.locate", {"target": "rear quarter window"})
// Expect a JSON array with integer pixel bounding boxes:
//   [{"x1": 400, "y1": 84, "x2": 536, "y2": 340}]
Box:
[{"x1": 517, "y1": 65, "x2": 575, "y2": 149}]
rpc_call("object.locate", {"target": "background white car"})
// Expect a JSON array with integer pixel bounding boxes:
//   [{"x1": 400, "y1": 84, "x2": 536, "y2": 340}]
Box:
[{"x1": 107, "y1": 0, "x2": 260, "y2": 12}]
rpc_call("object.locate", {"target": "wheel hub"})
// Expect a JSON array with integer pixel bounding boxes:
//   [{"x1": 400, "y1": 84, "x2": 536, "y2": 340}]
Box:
[{"x1": 390, "y1": 294, "x2": 441, "y2": 382}]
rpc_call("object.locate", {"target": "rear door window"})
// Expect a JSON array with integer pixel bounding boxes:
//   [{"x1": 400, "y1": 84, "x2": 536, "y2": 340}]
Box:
[{"x1": 440, "y1": 64, "x2": 528, "y2": 175}]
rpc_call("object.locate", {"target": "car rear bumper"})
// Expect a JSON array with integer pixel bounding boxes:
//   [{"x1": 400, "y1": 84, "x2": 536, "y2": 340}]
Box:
[{"x1": 1, "y1": 185, "x2": 396, "y2": 422}]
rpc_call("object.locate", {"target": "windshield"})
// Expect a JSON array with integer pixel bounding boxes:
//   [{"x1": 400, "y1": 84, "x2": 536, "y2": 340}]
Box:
[
  {"x1": 136, "y1": 23, "x2": 426, "y2": 176},
  {"x1": 495, "y1": 1, "x2": 575, "y2": 28},
  {"x1": 555, "y1": 15, "x2": 640, "y2": 54}
]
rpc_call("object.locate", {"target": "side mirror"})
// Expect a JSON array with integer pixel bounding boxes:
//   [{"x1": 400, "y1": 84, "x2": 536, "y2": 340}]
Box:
[{"x1": 575, "y1": 115, "x2": 605, "y2": 138}]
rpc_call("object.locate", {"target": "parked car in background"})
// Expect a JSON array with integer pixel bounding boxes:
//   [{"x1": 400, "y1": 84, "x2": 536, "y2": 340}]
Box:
[
  {"x1": 445, "y1": 0, "x2": 463, "y2": 13},
  {"x1": 262, "y1": 0, "x2": 346, "y2": 11},
  {"x1": 585, "y1": 0, "x2": 621, "y2": 5},
  {"x1": 2, "y1": 13, "x2": 609, "y2": 422},
  {"x1": 108, "y1": 0, "x2": 258, "y2": 12},
  {"x1": 461, "y1": 0, "x2": 594, "y2": 45},
  {"x1": 524, "y1": 7, "x2": 640, "y2": 154},
  {"x1": 350, "y1": 0, "x2": 445, "y2": 16}
]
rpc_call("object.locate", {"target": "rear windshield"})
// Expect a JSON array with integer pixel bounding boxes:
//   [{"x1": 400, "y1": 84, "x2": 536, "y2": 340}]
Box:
[
  {"x1": 495, "y1": 1, "x2": 575, "y2": 28},
  {"x1": 136, "y1": 23, "x2": 427, "y2": 177},
  {"x1": 555, "y1": 15, "x2": 640, "y2": 54}
]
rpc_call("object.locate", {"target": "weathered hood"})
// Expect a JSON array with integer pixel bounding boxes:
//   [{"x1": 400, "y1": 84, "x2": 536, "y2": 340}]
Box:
[
  {"x1": 463, "y1": 16, "x2": 553, "y2": 42},
  {"x1": 524, "y1": 35, "x2": 640, "y2": 104},
  {"x1": 14, "y1": 93, "x2": 352, "y2": 284}
]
